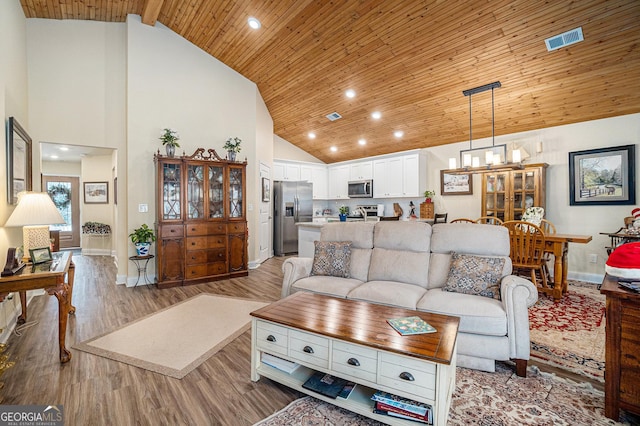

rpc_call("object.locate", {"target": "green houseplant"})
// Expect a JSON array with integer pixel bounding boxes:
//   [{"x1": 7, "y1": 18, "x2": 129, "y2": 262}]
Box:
[
  {"x1": 223, "y1": 137, "x2": 242, "y2": 161},
  {"x1": 423, "y1": 190, "x2": 436, "y2": 203},
  {"x1": 129, "y1": 224, "x2": 156, "y2": 256},
  {"x1": 338, "y1": 205, "x2": 349, "y2": 221},
  {"x1": 160, "y1": 128, "x2": 180, "y2": 157}
]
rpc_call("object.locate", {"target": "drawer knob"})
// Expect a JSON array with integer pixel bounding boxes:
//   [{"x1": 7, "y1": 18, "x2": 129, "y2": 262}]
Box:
[
  {"x1": 266, "y1": 335, "x2": 276, "y2": 342},
  {"x1": 399, "y1": 371, "x2": 415, "y2": 381},
  {"x1": 170, "y1": 229, "x2": 175, "y2": 233},
  {"x1": 347, "y1": 357, "x2": 360, "y2": 367},
  {"x1": 303, "y1": 346, "x2": 314, "y2": 354},
  {"x1": 192, "y1": 242, "x2": 196, "y2": 246}
]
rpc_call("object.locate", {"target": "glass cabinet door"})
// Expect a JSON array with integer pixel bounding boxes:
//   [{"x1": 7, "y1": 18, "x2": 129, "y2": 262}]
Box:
[
  {"x1": 208, "y1": 165, "x2": 224, "y2": 219},
  {"x1": 187, "y1": 164, "x2": 205, "y2": 220},
  {"x1": 228, "y1": 166, "x2": 243, "y2": 218},
  {"x1": 162, "y1": 162, "x2": 182, "y2": 220},
  {"x1": 511, "y1": 170, "x2": 537, "y2": 220},
  {"x1": 484, "y1": 172, "x2": 508, "y2": 222}
]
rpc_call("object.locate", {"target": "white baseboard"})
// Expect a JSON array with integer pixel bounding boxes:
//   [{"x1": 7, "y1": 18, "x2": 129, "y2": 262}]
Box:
[
  {"x1": 568, "y1": 271, "x2": 605, "y2": 284},
  {"x1": 82, "y1": 248, "x2": 112, "y2": 255},
  {"x1": 0, "y1": 291, "x2": 40, "y2": 344}
]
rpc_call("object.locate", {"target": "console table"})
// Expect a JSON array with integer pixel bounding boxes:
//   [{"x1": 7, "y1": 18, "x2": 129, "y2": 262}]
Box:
[
  {"x1": 600, "y1": 274, "x2": 640, "y2": 420},
  {"x1": 0, "y1": 251, "x2": 75, "y2": 362},
  {"x1": 250, "y1": 292, "x2": 459, "y2": 426}
]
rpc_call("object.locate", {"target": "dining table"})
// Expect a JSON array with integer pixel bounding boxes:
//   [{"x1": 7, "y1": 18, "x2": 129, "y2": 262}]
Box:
[{"x1": 544, "y1": 233, "x2": 592, "y2": 300}]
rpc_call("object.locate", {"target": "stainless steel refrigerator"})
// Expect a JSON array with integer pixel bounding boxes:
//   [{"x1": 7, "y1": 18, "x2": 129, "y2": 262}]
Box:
[{"x1": 274, "y1": 181, "x2": 313, "y2": 256}]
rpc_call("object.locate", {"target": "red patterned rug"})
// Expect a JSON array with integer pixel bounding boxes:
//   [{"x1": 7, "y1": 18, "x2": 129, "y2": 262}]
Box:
[{"x1": 529, "y1": 282, "x2": 605, "y2": 382}]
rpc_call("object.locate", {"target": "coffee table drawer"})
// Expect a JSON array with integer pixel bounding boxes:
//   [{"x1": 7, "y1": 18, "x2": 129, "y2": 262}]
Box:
[
  {"x1": 290, "y1": 329, "x2": 329, "y2": 369},
  {"x1": 379, "y1": 352, "x2": 437, "y2": 400},
  {"x1": 256, "y1": 321, "x2": 288, "y2": 357},
  {"x1": 332, "y1": 341, "x2": 377, "y2": 383}
]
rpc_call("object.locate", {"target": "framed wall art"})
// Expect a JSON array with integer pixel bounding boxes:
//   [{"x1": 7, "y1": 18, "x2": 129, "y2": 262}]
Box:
[
  {"x1": 569, "y1": 144, "x2": 635, "y2": 206},
  {"x1": 440, "y1": 170, "x2": 473, "y2": 195},
  {"x1": 7, "y1": 117, "x2": 33, "y2": 204},
  {"x1": 262, "y1": 177, "x2": 271, "y2": 202},
  {"x1": 84, "y1": 181, "x2": 109, "y2": 204}
]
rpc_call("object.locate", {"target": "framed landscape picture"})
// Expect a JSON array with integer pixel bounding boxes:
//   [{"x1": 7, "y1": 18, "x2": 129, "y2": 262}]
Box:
[
  {"x1": 262, "y1": 177, "x2": 270, "y2": 202},
  {"x1": 569, "y1": 144, "x2": 635, "y2": 206},
  {"x1": 440, "y1": 171, "x2": 473, "y2": 195},
  {"x1": 7, "y1": 117, "x2": 32, "y2": 204},
  {"x1": 84, "y1": 181, "x2": 109, "y2": 204}
]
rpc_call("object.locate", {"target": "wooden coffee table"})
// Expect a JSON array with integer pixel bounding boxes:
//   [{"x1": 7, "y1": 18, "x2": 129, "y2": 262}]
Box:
[{"x1": 250, "y1": 292, "x2": 459, "y2": 426}]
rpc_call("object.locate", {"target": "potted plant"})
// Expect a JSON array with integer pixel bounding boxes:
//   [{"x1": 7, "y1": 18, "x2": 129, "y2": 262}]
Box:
[
  {"x1": 423, "y1": 190, "x2": 436, "y2": 203},
  {"x1": 159, "y1": 128, "x2": 180, "y2": 157},
  {"x1": 338, "y1": 205, "x2": 349, "y2": 222},
  {"x1": 223, "y1": 137, "x2": 242, "y2": 161},
  {"x1": 129, "y1": 224, "x2": 156, "y2": 257}
]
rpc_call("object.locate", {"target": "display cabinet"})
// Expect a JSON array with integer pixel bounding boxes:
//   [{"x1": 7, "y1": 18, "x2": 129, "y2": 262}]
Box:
[
  {"x1": 481, "y1": 164, "x2": 547, "y2": 222},
  {"x1": 155, "y1": 148, "x2": 248, "y2": 288}
]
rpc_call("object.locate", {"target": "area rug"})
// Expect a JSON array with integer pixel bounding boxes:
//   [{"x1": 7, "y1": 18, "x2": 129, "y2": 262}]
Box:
[
  {"x1": 74, "y1": 294, "x2": 267, "y2": 379},
  {"x1": 255, "y1": 362, "x2": 631, "y2": 425},
  {"x1": 529, "y1": 282, "x2": 606, "y2": 382}
]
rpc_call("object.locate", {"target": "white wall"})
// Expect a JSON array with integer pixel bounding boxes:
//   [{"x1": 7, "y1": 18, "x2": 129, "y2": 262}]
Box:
[
  {"x1": 425, "y1": 113, "x2": 640, "y2": 282},
  {"x1": 274, "y1": 134, "x2": 324, "y2": 163},
  {"x1": 81, "y1": 154, "x2": 115, "y2": 254},
  {"x1": 0, "y1": 1, "x2": 30, "y2": 342}
]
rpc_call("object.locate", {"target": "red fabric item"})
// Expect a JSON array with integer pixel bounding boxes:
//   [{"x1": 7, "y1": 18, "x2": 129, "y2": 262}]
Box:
[
  {"x1": 606, "y1": 242, "x2": 640, "y2": 279},
  {"x1": 633, "y1": 208, "x2": 640, "y2": 219}
]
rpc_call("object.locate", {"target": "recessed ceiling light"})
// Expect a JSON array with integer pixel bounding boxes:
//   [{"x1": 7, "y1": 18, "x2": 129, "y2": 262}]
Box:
[
  {"x1": 51, "y1": 154, "x2": 59, "y2": 159},
  {"x1": 330, "y1": 146, "x2": 337, "y2": 152},
  {"x1": 345, "y1": 89, "x2": 356, "y2": 98},
  {"x1": 394, "y1": 130, "x2": 404, "y2": 138},
  {"x1": 247, "y1": 17, "x2": 261, "y2": 29},
  {"x1": 371, "y1": 111, "x2": 381, "y2": 120},
  {"x1": 59, "y1": 146, "x2": 69, "y2": 151},
  {"x1": 308, "y1": 132, "x2": 316, "y2": 139},
  {"x1": 358, "y1": 139, "x2": 366, "y2": 145}
]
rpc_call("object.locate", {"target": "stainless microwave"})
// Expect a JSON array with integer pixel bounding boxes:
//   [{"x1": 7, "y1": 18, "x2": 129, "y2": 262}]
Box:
[{"x1": 348, "y1": 180, "x2": 373, "y2": 198}]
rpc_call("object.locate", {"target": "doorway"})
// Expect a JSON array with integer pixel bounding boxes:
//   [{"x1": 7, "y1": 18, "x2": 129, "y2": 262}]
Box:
[{"x1": 43, "y1": 176, "x2": 80, "y2": 248}]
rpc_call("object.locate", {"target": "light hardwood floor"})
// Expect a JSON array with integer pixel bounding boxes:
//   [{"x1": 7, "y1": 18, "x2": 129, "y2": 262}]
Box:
[
  {"x1": 0, "y1": 254, "x2": 301, "y2": 425},
  {"x1": 0, "y1": 254, "x2": 602, "y2": 425}
]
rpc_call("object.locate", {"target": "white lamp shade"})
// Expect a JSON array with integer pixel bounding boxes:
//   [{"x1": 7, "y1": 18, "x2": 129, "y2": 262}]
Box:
[{"x1": 4, "y1": 192, "x2": 65, "y2": 227}]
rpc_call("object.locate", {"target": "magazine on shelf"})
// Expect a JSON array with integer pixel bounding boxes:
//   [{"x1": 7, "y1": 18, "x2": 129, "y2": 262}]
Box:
[
  {"x1": 374, "y1": 401, "x2": 432, "y2": 424},
  {"x1": 371, "y1": 391, "x2": 432, "y2": 416},
  {"x1": 386, "y1": 316, "x2": 436, "y2": 336},
  {"x1": 373, "y1": 408, "x2": 431, "y2": 424},
  {"x1": 337, "y1": 381, "x2": 356, "y2": 399},
  {"x1": 302, "y1": 371, "x2": 349, "y2": 399},
  {"x1": 260, "y1": 353, "x2": 300, "y2": 374}
]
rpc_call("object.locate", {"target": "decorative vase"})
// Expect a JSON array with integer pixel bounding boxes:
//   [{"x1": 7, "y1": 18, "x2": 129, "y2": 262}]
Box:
[
  {"x1": 228, "y1": 151, "x2": 236, "y2": 162},
  {"x1": 339, "y1": 213, "x2": 347, "y2": 222},
  {"x1": 135, "y1": 242, "x2": 151, "y2": 257},
  {"x1": 166, "y1": 145, "x2": 175, "y2": 158}
]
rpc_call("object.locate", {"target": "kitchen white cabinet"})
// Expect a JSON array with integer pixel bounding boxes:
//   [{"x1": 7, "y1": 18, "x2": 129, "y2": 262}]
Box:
[
  {"x1": 373, "y1": 153, "x2": 426, "y2": 198},
  {"x1": 349, "y1": 161, "x2": 373, "y2": 180},
  {"x1": 273, "y1": 161, "x2": 301, "y2": 181},
  {"x1": 301, "y1": 164, "x2": 328, "y2": 199},
  {"x1": 328, "y1": 164, "x2": 350, "y2": 199}
]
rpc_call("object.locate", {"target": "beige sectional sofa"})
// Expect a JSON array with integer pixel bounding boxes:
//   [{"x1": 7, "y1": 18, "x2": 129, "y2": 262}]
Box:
[{"x1": 281, "y1": 221, "x2": 538, "y2": 376}]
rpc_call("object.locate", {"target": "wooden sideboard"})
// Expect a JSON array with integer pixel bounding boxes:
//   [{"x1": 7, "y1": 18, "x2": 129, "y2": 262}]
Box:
[{"x1": 600, "y1": 274, "x2": 640, "y2": 420}]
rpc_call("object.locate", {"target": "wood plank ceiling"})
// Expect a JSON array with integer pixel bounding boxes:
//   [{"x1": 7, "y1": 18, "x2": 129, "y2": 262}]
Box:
[{"x1": 20, "y1": 0, "x2": 640, "y2": 163}]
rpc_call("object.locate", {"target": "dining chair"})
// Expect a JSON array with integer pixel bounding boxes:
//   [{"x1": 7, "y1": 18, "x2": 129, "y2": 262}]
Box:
[
  {"x1": 451, "y1": 218, "x2": 475, "y2": 223},
  {"x1": 539, "y1": 218, "x2": 557, "y2": 282},
  {"x1": 475, "y1": 216, "x2": 504, "y2": 225},
  {"x1": 502, "y1": 220, "x2": 550, "y2": 296},
  {"x1": 433, "y1": 213, "x2": 448, "y2": 224}
]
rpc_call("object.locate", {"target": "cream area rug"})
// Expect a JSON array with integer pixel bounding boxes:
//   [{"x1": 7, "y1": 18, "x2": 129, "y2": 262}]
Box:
[
  {"x1": 256, "y1": 362, "x2": 636, "y2": 425},
  {"x1": 75, "y1": 294, "x2": 267, "y2": 379}
]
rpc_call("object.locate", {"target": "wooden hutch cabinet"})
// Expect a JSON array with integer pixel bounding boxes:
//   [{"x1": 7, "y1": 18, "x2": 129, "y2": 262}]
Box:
[
  {"x1": 481, "y1": 164, "x2": 547, "y2": 222},
  {"x1": 154, "y1": 148, "x2": 248, "y2": 289}
]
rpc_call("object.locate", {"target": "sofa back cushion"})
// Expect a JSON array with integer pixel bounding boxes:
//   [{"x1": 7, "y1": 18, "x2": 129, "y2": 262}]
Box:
[
  {"x1": 428, "y1": 223, "x2": 512, "y2": 289},
  {"x1": 320, "y1": 222, "x2": 375, "y2": 282},
  {"x1": 368, "y1": 222, "x2": 432, "y2": 287}
]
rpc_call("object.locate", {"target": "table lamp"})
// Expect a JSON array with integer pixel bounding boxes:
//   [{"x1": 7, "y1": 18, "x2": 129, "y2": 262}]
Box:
[{"x1": 4, "y1": 192, "x2": 65, "y2": 261}]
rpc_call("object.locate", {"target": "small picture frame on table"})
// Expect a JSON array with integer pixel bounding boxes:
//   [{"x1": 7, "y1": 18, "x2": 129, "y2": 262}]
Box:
[{"x1": 29, "y1": 247, "x2": 53, "y2": 264}]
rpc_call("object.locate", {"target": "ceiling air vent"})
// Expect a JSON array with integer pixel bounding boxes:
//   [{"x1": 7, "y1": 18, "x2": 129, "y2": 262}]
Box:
[
  {"x1": 545, "y1": 27, "x2": 584, "y2": 51},
  {"x1": 325, "y1": 112, "x2": 342, "y2": 121}
]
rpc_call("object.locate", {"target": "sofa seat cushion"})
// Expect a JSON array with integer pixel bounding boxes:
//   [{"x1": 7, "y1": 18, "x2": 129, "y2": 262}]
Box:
[
  {"x1": 416, "y1": 288, "x2": 507, "y2": 336},
  {"x1": 347, "y1": 281, "x2": 427, "y2": 310},
  {"x1": 291, "y1": 276, "x2": 364, "y2": 298}
]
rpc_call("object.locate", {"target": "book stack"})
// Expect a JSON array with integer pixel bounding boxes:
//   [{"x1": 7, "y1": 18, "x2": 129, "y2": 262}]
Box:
[
  {"x1": 371, "y1": 391, "x2": 433, "y2": 424},
  {"x1": 302, "y1": 371, "x2": 356, "y2": 399}
]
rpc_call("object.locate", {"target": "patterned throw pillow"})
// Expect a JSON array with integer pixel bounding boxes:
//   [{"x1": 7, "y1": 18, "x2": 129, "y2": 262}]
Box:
[
  {"x1": 443, "y1": 252, "x2": 506, "y2": 300},
  {"x1": 310, "y1": 241, "x2": 352, "y2": 278}
]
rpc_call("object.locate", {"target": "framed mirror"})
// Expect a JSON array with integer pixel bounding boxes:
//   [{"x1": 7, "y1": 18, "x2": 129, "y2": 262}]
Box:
[{"x1": 7, "y1": 117, "x2": 32, "y2": 204}]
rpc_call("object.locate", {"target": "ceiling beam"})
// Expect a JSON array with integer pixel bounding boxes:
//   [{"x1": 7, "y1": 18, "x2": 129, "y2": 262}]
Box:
[{"x1": 141, "y1": 0, "x2": 164, "y2": 26}]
